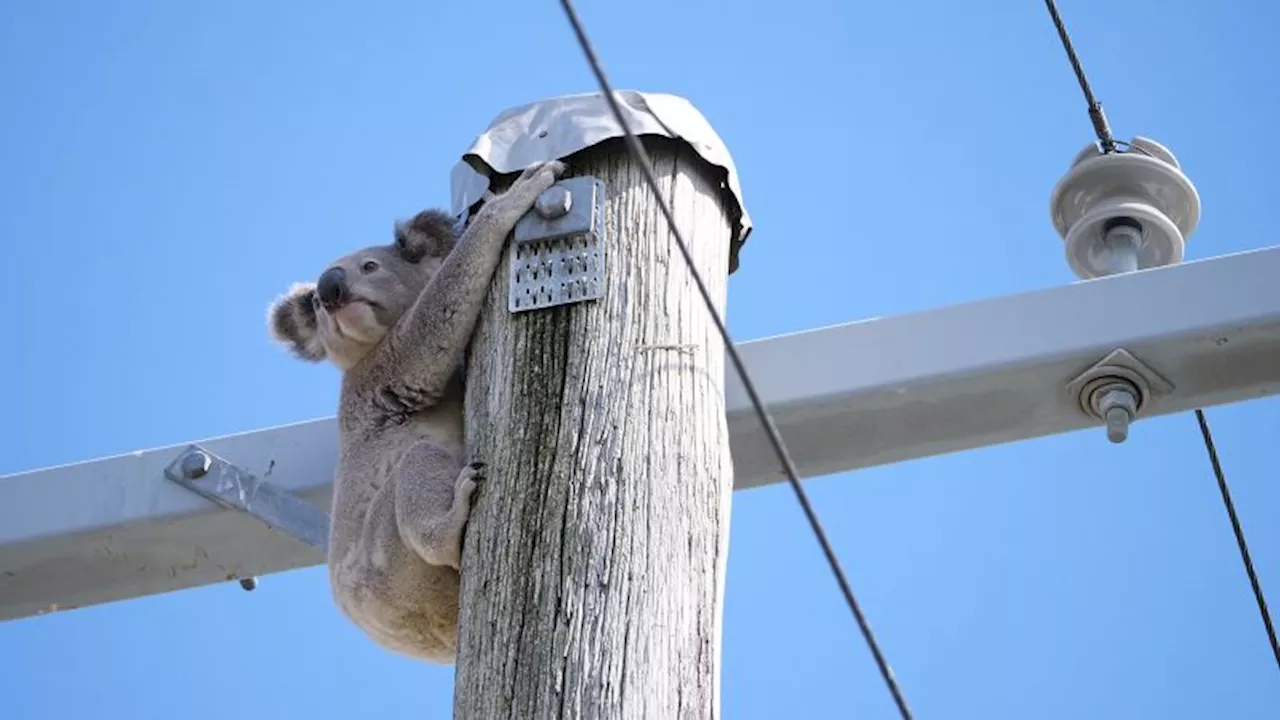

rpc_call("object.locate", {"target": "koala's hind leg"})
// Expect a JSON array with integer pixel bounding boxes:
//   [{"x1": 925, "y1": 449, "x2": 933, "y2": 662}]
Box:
[
  {"x1": 340, "y1": 473, "x2": 418, "y2": 589},
  {"x1": 393, "y1": 442, "x2": 482, "y2": 570}
]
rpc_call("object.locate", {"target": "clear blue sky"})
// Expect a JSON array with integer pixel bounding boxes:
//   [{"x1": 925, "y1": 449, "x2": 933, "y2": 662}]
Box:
[{"x1": 2, "y1": 1, "x2": 1278, "y2": 718}]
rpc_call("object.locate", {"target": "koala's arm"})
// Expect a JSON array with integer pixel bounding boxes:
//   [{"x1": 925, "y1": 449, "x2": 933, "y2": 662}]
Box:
[{"x1": 367, "y1": 160, "x2": 565, "y2": 415}]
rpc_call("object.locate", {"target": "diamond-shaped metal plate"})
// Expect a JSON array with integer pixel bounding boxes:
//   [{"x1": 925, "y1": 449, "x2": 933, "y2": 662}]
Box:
[{"x1": 509, "y1": 176, "x2": 606, "y2": 313}]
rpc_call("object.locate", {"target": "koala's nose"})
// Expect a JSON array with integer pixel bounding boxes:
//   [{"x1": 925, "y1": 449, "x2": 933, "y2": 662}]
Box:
[{"x1": 317, "y1": 267, "x2": 349, "y2": 310}]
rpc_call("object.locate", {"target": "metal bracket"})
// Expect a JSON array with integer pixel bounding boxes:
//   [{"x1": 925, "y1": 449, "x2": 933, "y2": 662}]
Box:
[
  {"x1": 509, "y1": 175, "x2": 607, "y2": 313},
  {"x1": 163, "y1": 444, "x2": 331, "y2": 551}
]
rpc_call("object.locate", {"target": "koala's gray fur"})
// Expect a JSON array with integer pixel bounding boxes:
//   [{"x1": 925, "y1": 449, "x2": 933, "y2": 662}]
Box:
[{"x1": 267, "y1": 160, "x2": 566, "y2": 662}]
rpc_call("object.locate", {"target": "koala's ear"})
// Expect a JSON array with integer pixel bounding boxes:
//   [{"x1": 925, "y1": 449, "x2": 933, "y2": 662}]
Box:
[
  {"x1": 267, "y1": 282, "x2": 326, "y2": 362},
  {"x1": 394, "y1": 209, "x2": 458, "y2": 263}
]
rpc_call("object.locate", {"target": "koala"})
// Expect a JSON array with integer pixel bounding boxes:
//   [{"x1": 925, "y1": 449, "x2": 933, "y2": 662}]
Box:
[{"x1": 267, "y1": 160, "x2": 566, "y2": 662}]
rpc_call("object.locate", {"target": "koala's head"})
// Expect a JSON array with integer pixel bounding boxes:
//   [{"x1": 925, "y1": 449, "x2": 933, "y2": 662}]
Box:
[{"x1": 268, "y1": 209, "x2": 458, "y2": 371}]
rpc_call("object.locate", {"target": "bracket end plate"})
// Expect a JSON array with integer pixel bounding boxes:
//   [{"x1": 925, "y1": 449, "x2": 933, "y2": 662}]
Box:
[{"x1": 163, "y1": 444, "x2": 331, "y2": 551}]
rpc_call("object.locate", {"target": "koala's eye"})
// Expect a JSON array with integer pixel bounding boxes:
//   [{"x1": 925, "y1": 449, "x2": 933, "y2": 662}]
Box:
[{"x1": 360, "y1": 260, "x2": 379, "y2": 274}]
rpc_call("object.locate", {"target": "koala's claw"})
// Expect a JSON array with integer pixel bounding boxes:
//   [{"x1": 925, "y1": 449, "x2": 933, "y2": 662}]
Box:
[
  {"x1": 543, "y1": 159, "x2": 567, "y2": 178},
  {"x1": 519, "y1": 159, "x2": 566, "y2": 184},
  {"x1": 456, "y1": 462, "x2": 483, "y2": 498}
]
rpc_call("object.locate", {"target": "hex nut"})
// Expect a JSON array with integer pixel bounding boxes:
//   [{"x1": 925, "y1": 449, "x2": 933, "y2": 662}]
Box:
[{"x1": 1095, "y1": 385, "x2": 1139, "y2": 443}]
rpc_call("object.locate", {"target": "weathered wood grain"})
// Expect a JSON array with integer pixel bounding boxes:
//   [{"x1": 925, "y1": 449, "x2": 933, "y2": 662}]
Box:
[{"x1": 454, "y1": 137, "x2": 735, "y2": 720}]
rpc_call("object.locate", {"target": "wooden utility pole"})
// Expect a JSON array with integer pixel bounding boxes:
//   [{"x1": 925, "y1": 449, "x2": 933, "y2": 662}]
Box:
[{"x1": 454, "y1": 135, "x2": 738, "y2": 719}]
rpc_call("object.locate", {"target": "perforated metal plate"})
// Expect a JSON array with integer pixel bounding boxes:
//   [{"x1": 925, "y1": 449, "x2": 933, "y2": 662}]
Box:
[{"x1": 509, "y1": 176, "x2": 606, "y2": 313}]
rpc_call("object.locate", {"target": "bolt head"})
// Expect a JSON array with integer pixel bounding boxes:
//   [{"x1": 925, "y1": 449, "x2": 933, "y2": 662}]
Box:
[
  {"x1": 181, "y1": 451, "x2": 211, "y2": 479},
  {"x1": 535, "y1": 186, "x2": 572, "y2": 220}
]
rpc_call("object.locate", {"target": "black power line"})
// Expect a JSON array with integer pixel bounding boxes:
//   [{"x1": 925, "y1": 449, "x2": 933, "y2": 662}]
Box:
[
  {"x1": 1043, "y1": 0, "x2": 1117, "y2": 153},
  {"x1": 556, "y1": 1, "x2": 914, "y2": 718},
  {"x1": 1042, "y1": 0, "x2": 1280, "y2": 676},
  {"x1": 1194, "y1": 410, "x2": 1280, "y2": 669}
]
